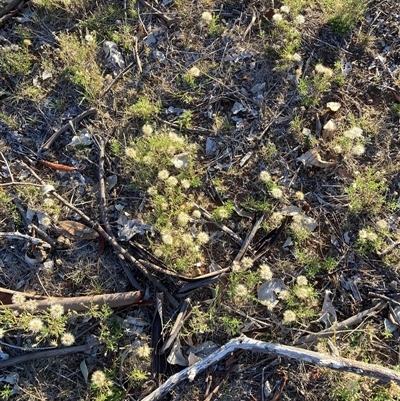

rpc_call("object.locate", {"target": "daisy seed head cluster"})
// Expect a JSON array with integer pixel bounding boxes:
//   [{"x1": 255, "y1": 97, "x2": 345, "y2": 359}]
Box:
[
  {"x1": 259, "y1": 263, "x2": 273, "y2": 280},
  {"x1": 315, "y1": 64, "x2": 333, "y2": 77},
  {"x1": 61, "y1": 332, "x2": 75, "y2": 346},
  {"x1": 142, "y1": 124, "x2": 153, "y2": 135},
  {"x1": 50, "y1": 303, "x2": 64, "y2": 319},
  {"x1": 158, "y1": 169, "x2": 169, "y2": 180},
  {"x1": 201, "y1": 11, "x2": 213, "y2": 23},
  {"x1": 283, "y1": 310, "x2": 297, "y2": 324},
  {"x1": 91, "y1": 370, "x2": 108, "y2": 388},
  {"x1": 271, "y1": 187, "x2": 283, "y2": 199},
  {"x1": 343, "y1": 126, "x2": 363, "y2": 140},
  {"x1": 29, "y1": 318, "x2": 44, "y2": 333},
  {"x1": 12, "y1": 293, "x2": 26, "y2": 306}
]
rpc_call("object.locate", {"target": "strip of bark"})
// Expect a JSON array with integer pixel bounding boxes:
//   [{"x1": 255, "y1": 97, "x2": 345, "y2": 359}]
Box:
[
  {"x1": 142, "y1": 335, "x2": 400, "y2": 401},
  {"x1": 1, "y1": 290, "x2": 143, "y2": 312}
]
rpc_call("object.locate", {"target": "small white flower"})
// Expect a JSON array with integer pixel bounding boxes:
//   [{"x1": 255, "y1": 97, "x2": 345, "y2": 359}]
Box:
[
  {"x1": 358, "y1": 229, "x2": 368, "y2": 240},
  {"x1": 241, "y1": 257, "x2": 253, "y2": 270},
  {"x1": 259, "y1": 263, "x2": 273, "y2": 280},
  {"x1": 11, "y1": 293, "x2": 26, "y2": 306},
  {"x1": 280, "y1": 5, "x2": 290, "y2": 13},
  {"x1": 272, "y1": 13, "x2": 283, "y2": 23},
  {"x1": 181, "y1": 179, "x2": 191, "y2": 189},
  {"x1": 235, "y1": 284, "x2": 249, "y2": 298},
  {"x1": 29, "y1": 318, "x2": 44, "y2": 333},
  {"x1": 295, "y1": 14, "x2": 305, "y2": 24},
  {"x1": 366, "y1": 231, "x2": 378, "y2": 242},
  {"x1": 343, "y1": 127, "x2": 363, "y2": 140},
  {"x1": 158, "y1": 170, "x2": 170, "y2": 180},
  {"x1": 269, "y1": 212, "x2": 284, "y2": 226},
  {"x1": 216, "y1": 208, "x2": 229, "y2": 219},
  {"x1": 161, "y1": 232, "x2": 173, "y2": 245},
  {"x1": 296, "y1": 276, "x2": 308, "y2": 286},
  {"x1": 192, "y1": 209, "x2": 202, "y2": 219},
  {"x1": 125, "y1": 147, "x2": 137, "y2": 159},
  {"x1": 232, "y1": 261, "x2": 241, "y2": 272},
  {"x1": 147, "y1": 186, "x2": 158, "y2": 196},
  {"x1": 197, "y1": 231, "x2": 210, "y2": 244},
  {"x1": 290, "y1": 53, "x2": 302, "y2": 62},
  {"x1": 188, "y1": 66, "x2": 200, "y2": 77},
  {"x1": 177, "y1": 212, "x2": 190, "y2": 226},
  {"x1": 271, "y1": 187, "x2": 283, "y2": 199},
  {"x1": 136, "y1": 344, "x2": 152, "y2": 359},
  {"x1": 181, "y1": 233, "x2": 193, "y2": 245},
  {"x1": 166, "y1": 176, "x2": 178, "y2": 187},
  {"x1": 259, "y1": 170, "x2": 271, "y2": 182},
  {"x1": 333, "y1": 145, "x2": 343, "y2": 154},
  {"x1": 315, "y1": 64, "x2": 333, "y2": 77},
  {"x1": 283, "y1": 310, "x2": 297, "y2": 324},
  {"x1": 351, "y1": 144, "x2": 365, "y2": 156},
  {"x1": 142, "y1": 124, "x2": 153, "y2": 135},
  {"x1": 295, "y1": 191, "x2": 305, "y2": 201},
  {"x1": 295, "y1": 286, "x2": 312, "y2": 300},
  {"x1": 201, "y1": 11, "x2": 213, "y2": 23},
  {"x1": 91, "y1": 370, "x2": 107, "y2": 388},
  {"x1": 50, "y1": 303, "x2": 64, "y2": 319},
  {"x1": 25, "y1": 300, "x2": 38, "y2": 312},
  {"x1": 376, "y1": 219, "x2": 388, "y2": 231},
  {"x1": 142, "y1": 155, "x2": 153, "y2": 165},
  {"x1": 61, "y1": 332, "x2": 75, "y2": 346}
]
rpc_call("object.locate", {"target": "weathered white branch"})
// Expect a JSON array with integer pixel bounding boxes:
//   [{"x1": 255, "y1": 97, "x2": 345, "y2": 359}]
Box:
[{"x1": 142, "y1": 335, "x2": 400, "y2": 401}]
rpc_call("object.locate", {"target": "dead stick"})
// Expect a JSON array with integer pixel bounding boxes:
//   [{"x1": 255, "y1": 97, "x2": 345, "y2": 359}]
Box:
[
  {"x1": 2, "y1": 290, "x2": 143, "y2": 312},
  {"x1": 21, "y1": 161, "x2": 179, "y2": 308},
  {"x1": 142, "y1": 335, "x2": 400, "y2": 401},
  {"x1": 294, "y1": 301, "x2": 386, "y2": 345},
  {"x1": 101, "y1": 61, "x2": 135, "y2": 96},
  {"x1": 234, "y1": 213, "x2": 264, "y2": 262},
  {"x1": 40, "y1": 108, "x2": 97, "y2": 152},
  {"x1": 0, "y1": 339, "x2": 99, "y2": 369}
]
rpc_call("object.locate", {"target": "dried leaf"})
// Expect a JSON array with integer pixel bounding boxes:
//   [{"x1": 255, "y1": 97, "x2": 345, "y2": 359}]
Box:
[
  {"x1": 326, "y1": 102, "x2": 341, "y2": 111},
  {"x1": 320, "y1": 290, "x2": 337, "y2": 329},
  {"x1": 257, "y1": 278, "x2": 286, "y2": 307},
  {"x1": 57, "y1": 221, "x2": 98, "y2": 240},
  {"x1": 80, "y1": 360, "x2": 89, "y2": 383},
  {"x1": 297, "y1": 149, "x2": 334, "y2": 168},
  {"x1": 323, "y1": 120, "x2": 337, "y2": 132}
]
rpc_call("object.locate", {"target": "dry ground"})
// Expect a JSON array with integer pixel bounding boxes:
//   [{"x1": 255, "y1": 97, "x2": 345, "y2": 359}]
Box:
[{"x1": 1, "y1": 0, "x2": 400, "y2": 400}]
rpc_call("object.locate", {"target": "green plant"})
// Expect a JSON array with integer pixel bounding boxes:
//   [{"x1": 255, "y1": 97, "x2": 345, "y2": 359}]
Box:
[
  {"x1": 178, "y1": 110, "x2": 193, "y2": 130},
  {"x1": 126, "y1": 96, "x2": 161, "y2": 120},
  {"x1": 212, "y1": 202, "x2": 234, "y2": 221},
  {"x1": 129, "y1": 369, "x2": 148, "y2": 387},
  {"x1": 322, "y1": 0, "x2": 368, "y2": 34},
  {"x1": 58, "y1": 33, "x2": 104, "y2": 100},
  {"x1": 208, "y1": 16, "x2": 223, "y2": 36},
  {"x1": 220, "y1": 315, "x2": 242, "y2": 336},
  {"x1": 392, "y1": 103, "x2": 400, "y2": 118},
  {"x1": 345, "y1": 169, "x2": 387, "y2": 213},
  {"x1": 0, "y1": 44, "x2": 32, "y2": 75},
  {"x1": 0, "y1": 385, "x2": 14, "y2": 400}
]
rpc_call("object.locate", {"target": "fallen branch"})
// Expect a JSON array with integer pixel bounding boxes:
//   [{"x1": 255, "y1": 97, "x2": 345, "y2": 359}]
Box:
[
  {"x1": 1, "y1": 290, "x2": 143, "y2": 312},
  {"x1": 142, "y1": 335, "x2": 400, "y2": 401},
  {"x1": 0, "y1": 338, "x2": 100, "y2": 369}
]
